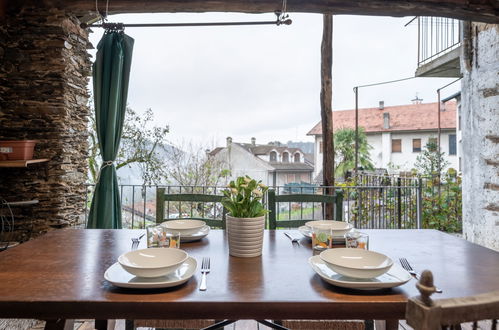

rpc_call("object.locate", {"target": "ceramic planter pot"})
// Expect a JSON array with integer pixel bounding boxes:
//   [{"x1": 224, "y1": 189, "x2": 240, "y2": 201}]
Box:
[{"x1": 227, "y1": 215, "x2": 265, "y2": 257}]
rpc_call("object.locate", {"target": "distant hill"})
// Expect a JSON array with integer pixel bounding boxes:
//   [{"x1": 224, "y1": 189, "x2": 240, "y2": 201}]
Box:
[
  {"x1": 116, "y1": 141, "x2": 178, "y2": 185},
  {"x1": 285, "y1": 141, "x2": 314, "y2": 154}
]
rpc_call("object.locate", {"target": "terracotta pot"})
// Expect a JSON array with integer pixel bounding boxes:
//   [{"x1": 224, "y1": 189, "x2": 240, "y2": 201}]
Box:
[
  {"x1": 0, "y1": 140, "x2": 37, "y2": 160},
  {"x1": 227, "y1": 215, "x2": 265, "y2": 258}
]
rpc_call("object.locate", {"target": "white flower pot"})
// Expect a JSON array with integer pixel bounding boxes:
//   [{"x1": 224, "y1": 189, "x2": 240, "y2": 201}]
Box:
[{"x1": 227, "y1": 215, "x2": 265, "y2": 257}]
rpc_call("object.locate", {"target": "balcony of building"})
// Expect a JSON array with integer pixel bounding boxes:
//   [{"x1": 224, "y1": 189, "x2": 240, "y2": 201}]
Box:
[{"x1": 415, "y1": 17, "x2": 462, "y2": 78}]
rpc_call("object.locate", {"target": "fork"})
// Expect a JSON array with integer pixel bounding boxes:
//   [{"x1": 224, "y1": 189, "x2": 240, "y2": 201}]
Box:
[
  {"x1": 284, "y1": 232, "x2": 300, "y2": 245},
  {"x1": 399, "y1": 258, "x2": 442, "y2": 293},
  {"x1": 199, "y1": 257, "x2": 210, "y2": 291},
  {"x1": 131, "y1": 233, "x2": 145, "y2": 249}
]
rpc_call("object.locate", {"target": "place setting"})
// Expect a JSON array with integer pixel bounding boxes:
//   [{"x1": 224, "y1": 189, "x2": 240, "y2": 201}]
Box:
[
  {"x1": 104, "y1": 219, "x2": 211, "y2": 289},
  {"x1": 305, "y1": 221, "x2": 413, "y2": 290}
]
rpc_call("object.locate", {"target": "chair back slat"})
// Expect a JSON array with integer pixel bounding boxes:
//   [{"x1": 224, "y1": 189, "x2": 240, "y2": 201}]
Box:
[
  {"x1": 156, "y1": 188, "x2": 226, "y2": 229},
  {"x1": 268, "y1": 189, "x2": 344, "y2": 229}
]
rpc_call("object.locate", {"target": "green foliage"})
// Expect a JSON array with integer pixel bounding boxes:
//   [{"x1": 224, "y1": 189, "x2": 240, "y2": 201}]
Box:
[
  {"x1": 333, "y1": 128, "x2": 374, "y2": 178},
  {"x1": 222, "y1": 176, "x2": 269, "y2": 218},
  {"x1": 415, "y1": 140, "x2": 450, "y2": 176},
  {"x1": 421, "y1": 170, "x2": 462, "y2": 232}
]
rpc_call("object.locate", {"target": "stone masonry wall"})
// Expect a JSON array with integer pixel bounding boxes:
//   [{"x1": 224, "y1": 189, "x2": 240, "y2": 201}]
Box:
[
  {"x1": 0, "y1": 6, "x2": 91, "y2": 241},
  {"x1": 461, "y1": 23, "x2": 499, "y2": 251}
]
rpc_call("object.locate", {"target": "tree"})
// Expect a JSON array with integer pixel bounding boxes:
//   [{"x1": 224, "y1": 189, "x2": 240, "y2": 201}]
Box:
[
  {"x1": 165, "y1": 141, "x2": 230, "y2": 188},
  {"x1": 88, "y1": 106, "x2": 170, "y2": 184},
  {"x1": 414, "y1": 140, "x2": 450, "y2": 176},
  {"x1": 333, "y1": 128, "x2": 374, "y2": 178}
]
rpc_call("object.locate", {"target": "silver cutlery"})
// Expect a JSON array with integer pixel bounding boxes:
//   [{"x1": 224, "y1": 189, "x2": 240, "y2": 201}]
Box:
[
  {"x1": 199, "y1": 257, "x2": 210, "y2": 291},
  {"x1": 284, "y1": 232, "x2": 300, "y2": 245},
  {"x1": 399, "y1": 257, "x2": 442, "y2": 293},
  {"x1": 131, "y1": 233, "x2": 145, "y2": 249}
]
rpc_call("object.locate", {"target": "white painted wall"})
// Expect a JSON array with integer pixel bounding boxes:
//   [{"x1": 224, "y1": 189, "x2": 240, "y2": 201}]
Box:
[
  {"x1": 461, "y1": 23, "x2": 499, "y2": 251},
  {"x1": 213, "y1": 144, "x2": 273, "y2": 185},
  {"x1": 313, "y1": 129, "x2": 458, "y2": 176}
]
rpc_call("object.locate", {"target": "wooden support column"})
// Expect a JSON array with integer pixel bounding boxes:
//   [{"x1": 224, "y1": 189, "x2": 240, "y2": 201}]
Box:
[{"x1": 320, "y1": 14, "x2": 335, "y2": 219}]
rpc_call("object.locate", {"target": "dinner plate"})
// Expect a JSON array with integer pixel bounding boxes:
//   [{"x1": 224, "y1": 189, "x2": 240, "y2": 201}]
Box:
[
  {"x1": 308, "y1": 255, "x2": 411, "y2": 290},
  {"x1": 180, "y1": 225, "x2": 210, "y2": 242},
  {"x1": 105, "y1": 257, "x2": 197, "y2": 289},
  {"x1": 298, "y1": 226, "x2": 349, "y2": 243}
]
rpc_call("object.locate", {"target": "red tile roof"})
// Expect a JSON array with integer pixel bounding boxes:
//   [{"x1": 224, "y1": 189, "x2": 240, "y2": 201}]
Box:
[{"x1": 307, "y1": 101, "x2": 456, "y2": 135}]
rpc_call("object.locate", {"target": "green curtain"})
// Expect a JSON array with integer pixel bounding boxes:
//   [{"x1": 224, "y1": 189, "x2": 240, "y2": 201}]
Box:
[{"x1": 87, "y1": 31, "x2": 134, "y2": 229}]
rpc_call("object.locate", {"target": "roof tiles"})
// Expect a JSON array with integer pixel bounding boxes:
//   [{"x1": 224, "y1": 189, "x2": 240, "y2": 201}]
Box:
[{"x1": 307, "y1": 101, "x2": 456, "y2": 135}]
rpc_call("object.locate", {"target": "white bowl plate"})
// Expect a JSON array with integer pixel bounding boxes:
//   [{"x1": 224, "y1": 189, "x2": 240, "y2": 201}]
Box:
[
  {"x1": 180, "y1": 225, "x2": 210, "y2": 242},
  {"x1": 305, "y1": 220, "x2": 350, "y2": 230},
  {"x1": 309, "y1": 255, "x2": 411, "y2": 290},
  {"x1": 161, "y1": 219, "x2": 206, "y2": 235},
  {"x1": 105, "y1": 257, "x2": 197, "y2": 289},
  {"x1": 320, "y1": 248, "x2": 393, "y2": 279},
  {"x1": 118, "y1": 248, "x2": 188, "y2": 278},
  {"x1": 298, "y1": 226, "x2": 350, "y2": 241}
]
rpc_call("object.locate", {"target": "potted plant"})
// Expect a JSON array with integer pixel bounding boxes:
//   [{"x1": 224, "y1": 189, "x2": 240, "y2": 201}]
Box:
[{"x1": 222, "y1": 176, "x2": 269, "y2": 257}]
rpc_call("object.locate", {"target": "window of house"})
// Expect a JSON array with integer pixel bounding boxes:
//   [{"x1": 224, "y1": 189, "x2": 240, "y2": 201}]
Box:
[
  {"x1": 428, "y1": 138, "x2": 437, "y2": 151},
  {"x1": 392, "y1": 139, "x2": 402, "y2": 153},
  {"x1": 319, "y1": 141, "x2": 323, "y2": 154},
  {"x1": 412, "y1": 139, "x2": 421, "y2": 152},
  {"x1": 282, "y1": 152, "x2": 289, "y2": 162},
  {"x1": 449, "y1": 134, "x2": 457, "y2": 155},
  {"x1": 294, "y1": 153, "x2": 300, "y2": 163},
  {"x1": 270, "y1": 151, "x2": 277, "y2": 162}
]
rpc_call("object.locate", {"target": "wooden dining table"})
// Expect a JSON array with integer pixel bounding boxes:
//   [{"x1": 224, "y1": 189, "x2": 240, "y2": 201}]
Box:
[{"x1": 0, "y1": 229, "x2": 498, "y2": 330}]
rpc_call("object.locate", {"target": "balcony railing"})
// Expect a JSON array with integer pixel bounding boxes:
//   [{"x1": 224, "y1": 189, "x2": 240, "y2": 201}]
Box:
[
  {"x1": 83, "y1": 179, "x2": 429, "y2": 230},
  {"x1": 418, "y1": 16, "x2": 461, "y2": 67}
]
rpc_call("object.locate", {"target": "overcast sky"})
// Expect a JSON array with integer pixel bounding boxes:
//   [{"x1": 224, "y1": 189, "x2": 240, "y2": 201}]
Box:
[{"x1": 88, "y1": 13, "x2": 460, "y2": 148}]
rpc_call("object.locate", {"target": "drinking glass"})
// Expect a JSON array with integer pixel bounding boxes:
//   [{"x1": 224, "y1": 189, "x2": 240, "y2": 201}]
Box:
[
  {"x1": 147, "y1": 225, "x2": 180, "y2": 248},
  {"x1": 345, "y1": 231, "x2": 369, "y2": 250},
  {"x1": 311, "y1": 226, "x2": 333, "y2": 251}
]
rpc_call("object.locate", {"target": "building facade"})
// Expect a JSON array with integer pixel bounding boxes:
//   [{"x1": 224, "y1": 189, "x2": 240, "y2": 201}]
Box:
[
  {"x1": 308, "y1": 101, "x2": 458, "y2": 179},
  {"x1": 208, "y1": 138, "x2": 314, "y2": 187}
]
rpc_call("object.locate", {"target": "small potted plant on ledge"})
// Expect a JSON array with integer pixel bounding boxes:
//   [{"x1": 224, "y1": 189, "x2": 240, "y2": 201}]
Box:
[{"x1": 222, "y1": 176, "x2": 269, "y2": 258}]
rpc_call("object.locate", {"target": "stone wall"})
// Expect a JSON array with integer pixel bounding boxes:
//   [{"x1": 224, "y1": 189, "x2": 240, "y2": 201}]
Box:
[
  {"x1": 0, "y1": 6, "x2": 91, "y2": 241},
  {"x1": 461, "y1": 23, "x2": 499, "y2": 251}
]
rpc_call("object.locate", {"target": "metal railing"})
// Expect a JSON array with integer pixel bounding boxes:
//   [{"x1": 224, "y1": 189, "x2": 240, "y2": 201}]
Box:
[
  {"x1": 83, "y1": 182, "x2": 425, "y2": 230},
  {"x1": 418, "y1": 16, "x2": 461, "y2": 66}
]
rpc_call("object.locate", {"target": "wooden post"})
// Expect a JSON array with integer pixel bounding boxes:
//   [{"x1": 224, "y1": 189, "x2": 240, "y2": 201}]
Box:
[{"x1": 320, "y1": 14, "x2": 334, "y2": 219}]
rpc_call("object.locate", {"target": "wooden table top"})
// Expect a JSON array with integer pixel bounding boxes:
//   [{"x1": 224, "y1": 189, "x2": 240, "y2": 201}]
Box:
[{"x1": 0, "y1": 229, "x2": 498, "y2": 321}]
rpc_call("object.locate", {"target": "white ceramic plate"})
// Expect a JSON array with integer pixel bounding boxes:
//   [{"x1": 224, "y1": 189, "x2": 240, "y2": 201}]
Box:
[
  {"x1": 105, "y1": 257, "x2": 197, "y2": 289},
  {"x1": 308, "y1": 255, "x2": 411, "y2": 290},
  {"x1": 298, "y1": 226, "x2": 349, "y2": 242},
  {"x1": 180, "y1": 225, "x2": 210, "y2": 242}
]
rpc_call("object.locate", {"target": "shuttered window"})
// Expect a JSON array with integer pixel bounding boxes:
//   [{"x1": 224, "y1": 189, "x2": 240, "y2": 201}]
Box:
[
  {"x1": 449, "y1": 134, "x2": 457, "y2": 155},
  {"x1": 392, "y1": 139, "x2": 402, "y2": 153},
  {"x1": 413, "y1": 139, "x2": 421, "y2": 152}
]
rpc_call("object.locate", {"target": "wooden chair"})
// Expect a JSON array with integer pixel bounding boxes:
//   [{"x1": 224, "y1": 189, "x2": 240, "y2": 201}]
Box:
[
  {"x1": 156, "y1": 187, "x2": 226, "y2": 228},
  {"x1": 406, "y1": 270, "x2": 499, "y2": 330},
  {"x1": 267, "y1": 188, "x2": 344, "y2": 229},
  {"x1": 133, "y1": 189, "x2": 226, "y2": 330}
]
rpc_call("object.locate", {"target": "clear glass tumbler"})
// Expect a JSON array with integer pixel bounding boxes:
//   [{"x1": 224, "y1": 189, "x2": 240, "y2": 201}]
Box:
[
  {"x1": 147, "y1": 225, "x2": 180, "y2": 248},
  {"x1": 311, "y1": 226, "x2": 333, "y2": 251},
  {"x1": 345, "y1": 231, "x2": 369, "y2": 250}
]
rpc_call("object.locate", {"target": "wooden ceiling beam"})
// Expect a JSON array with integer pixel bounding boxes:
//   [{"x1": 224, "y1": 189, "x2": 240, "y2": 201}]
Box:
[{"x1": 55, "y1": 0, "x2": 499, "y2": 23}]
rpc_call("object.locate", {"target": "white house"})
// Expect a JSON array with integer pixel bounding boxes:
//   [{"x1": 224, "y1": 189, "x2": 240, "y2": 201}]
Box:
[
  {"x1": 307, "y1": 101, "x2": 458, "y2": 179},
  {"x1": 208, "y1": 137, "x2": 314, "y2": 187}
]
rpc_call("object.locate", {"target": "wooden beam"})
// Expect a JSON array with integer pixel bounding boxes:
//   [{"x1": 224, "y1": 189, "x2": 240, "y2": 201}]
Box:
[
  {"x1": 56, "y1": 0, "x2": 499, "y2": 23},
  {"x1": 320, "y1": 14, "x2": 335, "y2": 219}
]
